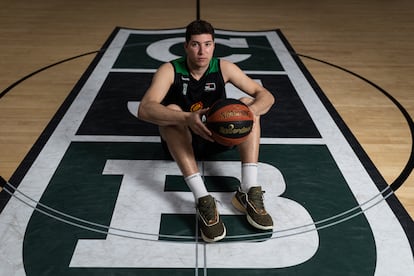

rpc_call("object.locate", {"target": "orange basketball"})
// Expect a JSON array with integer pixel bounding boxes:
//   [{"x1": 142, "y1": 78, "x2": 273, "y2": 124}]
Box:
[{"x1": 206, "y1": 98, "x2": 254, "y2": 146}]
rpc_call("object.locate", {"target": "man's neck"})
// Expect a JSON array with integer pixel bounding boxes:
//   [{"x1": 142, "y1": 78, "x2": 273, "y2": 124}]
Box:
[{"x1": 187, "y1": 60, "x2": 209, "y2": 80}]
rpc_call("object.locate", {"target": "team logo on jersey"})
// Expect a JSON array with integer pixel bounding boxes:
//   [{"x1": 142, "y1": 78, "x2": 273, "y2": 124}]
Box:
[
  {"x1": 190, "y1": 101, "x2": 203, "y2": 112},
  {"x1": 182, "y1": 83, "x2": 188, "y2": 95},
  {"x1": 204, "y1": 82, "x2": 216, "y2": 92}
]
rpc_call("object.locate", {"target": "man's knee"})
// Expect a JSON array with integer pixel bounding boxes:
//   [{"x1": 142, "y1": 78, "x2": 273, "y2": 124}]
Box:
[
  {"x1": 239, "y1": 97, "x2": 254, "y2": 106},
  {"x1": 159, "y1": 104, "x2": 191, "y2": 141},
  {"x1": 239, "y1": 97, "x2": 260, "y2": 124},
  {"x1": 165, "y1": 104, "x2": 182, "y2": 111},
  {"x1": 159, "y1": 104, "x2": 183, "y2": 133}
]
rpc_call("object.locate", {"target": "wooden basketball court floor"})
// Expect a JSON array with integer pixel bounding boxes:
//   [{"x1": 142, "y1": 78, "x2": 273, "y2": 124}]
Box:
[
  {"x1": 1, "y1": 0, "x2": 412, "y2": 223},
  {"x1": 0, "y1": 0, "x2": 413, "y2": 274}
]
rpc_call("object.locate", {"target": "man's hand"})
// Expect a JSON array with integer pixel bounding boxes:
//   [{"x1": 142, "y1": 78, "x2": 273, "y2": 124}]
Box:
[{"x1": 186, "y1": 108, "x2": 214, "y2": 142}]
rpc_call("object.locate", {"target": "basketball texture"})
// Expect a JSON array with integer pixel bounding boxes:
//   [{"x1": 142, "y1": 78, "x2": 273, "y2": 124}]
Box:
[{"x1": 206, "y1": 98, "x2": 254, "y2": 146}]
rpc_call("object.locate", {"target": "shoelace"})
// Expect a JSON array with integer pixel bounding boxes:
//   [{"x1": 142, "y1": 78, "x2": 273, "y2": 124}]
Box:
[
  {"x1": 248, "y1": 189, "x2": 265, "y2": 210},
  {"x1": 199, "y1": 197, "x2": 216, "y2": 223}
]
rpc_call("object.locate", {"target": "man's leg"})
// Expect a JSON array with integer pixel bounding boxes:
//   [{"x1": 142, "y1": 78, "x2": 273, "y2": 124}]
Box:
[
  {"x1": 233, "y1": 98, "x2": 274, "y2": 230},
  {"x1": 159, "y1": 104, "x2": 226, "y2": 242},
  {"x1": 158, "y1": 110, "x2": 199, "y2": 177},
  {"x1": 238, "y1": 106, "x2": 261, "y2": 191},
  {"x1": 237, "y1": 97, "x2": 261, "y2": 190}
]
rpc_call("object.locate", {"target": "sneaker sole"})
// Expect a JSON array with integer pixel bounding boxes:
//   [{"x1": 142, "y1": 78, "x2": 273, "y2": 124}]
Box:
[
  {"x1": 200, "y1": 225, "x2": 227, "y2": 243},
  {"x1": 247, "y1": 215, "x2": 273, "y2": 231},
  {"x1": 232, "y1": 195, "x2": 273, "y2": 231}
]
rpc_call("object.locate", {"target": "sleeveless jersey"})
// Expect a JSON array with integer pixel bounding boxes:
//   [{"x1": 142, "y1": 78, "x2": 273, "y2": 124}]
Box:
[{"x1": 162, "y1": 57, "x2": 226, "y2": 112}]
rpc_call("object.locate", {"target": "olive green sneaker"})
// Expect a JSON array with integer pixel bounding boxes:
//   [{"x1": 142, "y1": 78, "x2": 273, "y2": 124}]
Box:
[
  {"x1": 232, "y1": 186, "x2": 273, "y2": 230},
  {"x1": 197, "y1": 195, "x2": 226, "y2": 242}
]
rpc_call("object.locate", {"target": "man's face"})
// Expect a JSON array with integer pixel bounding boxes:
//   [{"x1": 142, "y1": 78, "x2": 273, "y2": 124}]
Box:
[{"x1": 184, "y1": 34, "x2": 215, "y2": 68}]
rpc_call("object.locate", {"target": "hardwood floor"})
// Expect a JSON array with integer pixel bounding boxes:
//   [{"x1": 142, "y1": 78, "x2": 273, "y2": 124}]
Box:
[{"x1": 0, "y1": 0, "x2": 412, "y2": 218}]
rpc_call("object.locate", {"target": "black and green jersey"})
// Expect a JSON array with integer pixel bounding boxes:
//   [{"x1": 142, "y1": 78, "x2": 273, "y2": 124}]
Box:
[{"x1": 162, "y1": 57, "x2": 226, "y2": 112}]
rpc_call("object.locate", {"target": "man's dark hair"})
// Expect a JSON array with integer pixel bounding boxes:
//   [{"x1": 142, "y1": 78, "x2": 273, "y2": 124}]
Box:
[{"x1": 185, "y1": 20, "x2": 215, "y2": 42}]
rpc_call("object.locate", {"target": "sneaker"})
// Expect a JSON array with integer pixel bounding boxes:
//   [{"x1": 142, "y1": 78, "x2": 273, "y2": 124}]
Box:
[
  {"x1": 197, "y1": 195, "x2": 226, "y2": 242},
  {"x1": 232, "y1": 186, "x2": 273, "y2": 230}
]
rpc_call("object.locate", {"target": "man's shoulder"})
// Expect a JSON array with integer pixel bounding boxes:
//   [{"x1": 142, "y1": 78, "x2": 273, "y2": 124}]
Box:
[
  {"x1": 217, "y1": 58, "x2": 235, "y2": 71},
  {"x1": 219, "y1": 59, "x2": 244, "y2": 83},
  {"x1": 156, "y1": 62, "x2": 175, "y2": 75}
]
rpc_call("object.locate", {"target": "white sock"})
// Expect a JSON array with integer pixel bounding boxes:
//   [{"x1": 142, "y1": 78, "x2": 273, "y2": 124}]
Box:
[
  {"x1": 184, "y1": 173, "x2": 209, "y2": 200},
  {"x1": 241, "y1": 163, "x2": 258, "y2": 191}
]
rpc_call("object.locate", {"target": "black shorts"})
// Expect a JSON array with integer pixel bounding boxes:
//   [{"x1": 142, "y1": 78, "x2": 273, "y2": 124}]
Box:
[{"x1": 161, "y1": 133, "x2": 234, "y2": 160}]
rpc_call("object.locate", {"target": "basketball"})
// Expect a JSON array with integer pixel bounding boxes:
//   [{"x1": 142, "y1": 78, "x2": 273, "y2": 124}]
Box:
[{"x1": 206, "y1": 98, "x2": 254, "y2": 146}]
